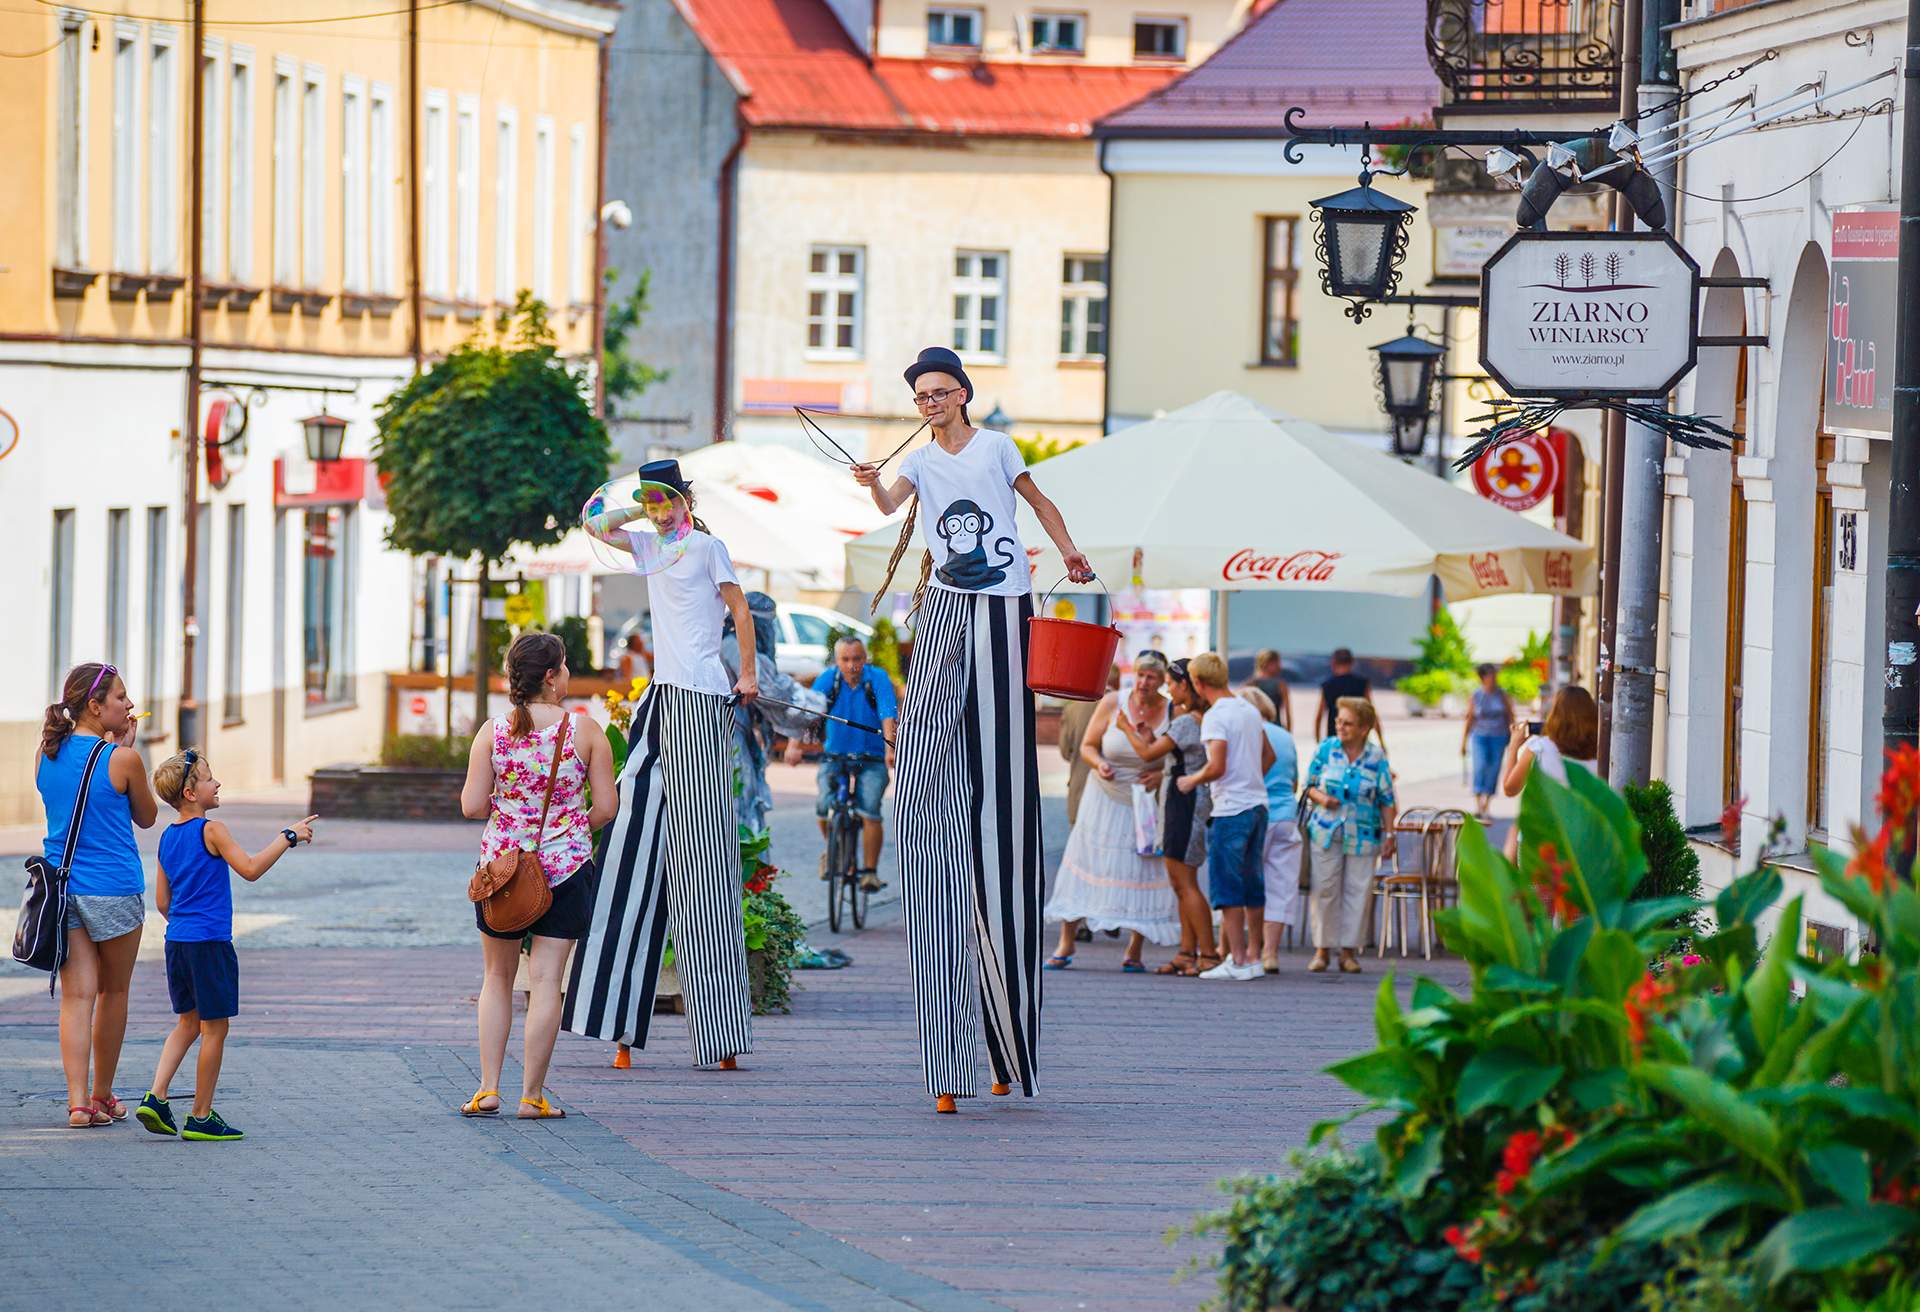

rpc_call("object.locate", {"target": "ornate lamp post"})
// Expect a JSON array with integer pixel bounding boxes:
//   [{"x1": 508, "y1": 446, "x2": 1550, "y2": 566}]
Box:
[
  {"x1": 300, "y1": 412, "x2": 349, "y2": 463},
  {"x1": 1309, "y1": 170, "x2": 1418, "y2": 321},
  {"x1": 1372, "y1": 331, "x2": 1446, "y2": 457}
]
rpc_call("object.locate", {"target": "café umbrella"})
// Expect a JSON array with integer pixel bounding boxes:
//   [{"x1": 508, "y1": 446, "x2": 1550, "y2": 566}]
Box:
[{"x1": 843, "y1": 390, "x2": 1595, "y2": 601}]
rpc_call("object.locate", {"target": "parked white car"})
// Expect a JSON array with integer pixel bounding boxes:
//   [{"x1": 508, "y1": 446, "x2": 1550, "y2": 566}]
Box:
[{"x1": 774, "y1": 603, "x2": 872, "y2": 684}]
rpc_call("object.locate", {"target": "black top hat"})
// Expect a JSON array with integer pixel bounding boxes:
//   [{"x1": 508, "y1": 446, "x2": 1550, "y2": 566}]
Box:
[
  {"x1": 903, "y1": 346, "x2": 973, "y2": 403},
  {"x1": 635, "y1": 458, "x2": 692, "y2": 499}
]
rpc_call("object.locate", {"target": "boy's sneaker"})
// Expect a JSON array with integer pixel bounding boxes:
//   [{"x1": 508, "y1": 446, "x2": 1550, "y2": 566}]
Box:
[
  {"x1": 135, "y1": 1092, "x2": 177, "y2": 1137},
  {"x1": 181, "y1": 1110, "x2": 244, "y2": 1142},
  {"x1": 1232, "y1": 960, "x2": 1266, "y2": 981},
  {"x1": 1199, "y1": 958, "x2": 1245, "y2": 980}
]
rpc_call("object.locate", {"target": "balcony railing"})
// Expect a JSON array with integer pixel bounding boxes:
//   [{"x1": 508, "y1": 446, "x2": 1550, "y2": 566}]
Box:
[{"x1": 1427, "y1": 0, "x2": 1623, "y2": 108}]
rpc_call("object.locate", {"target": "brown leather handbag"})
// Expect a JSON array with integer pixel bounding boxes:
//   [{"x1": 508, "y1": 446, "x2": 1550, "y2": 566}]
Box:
[{"x1": 468, "y1": 716, "x2": 567, "y2": 934}]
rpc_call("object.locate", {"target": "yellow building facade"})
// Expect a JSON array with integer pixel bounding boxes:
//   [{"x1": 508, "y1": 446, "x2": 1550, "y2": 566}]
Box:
[{"x1": 0, "y1": 0, "x2": 612, "y2": 824}]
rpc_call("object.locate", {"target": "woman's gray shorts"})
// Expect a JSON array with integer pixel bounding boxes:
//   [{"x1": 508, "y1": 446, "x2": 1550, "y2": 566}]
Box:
[{"x1": 66, "y1": 894, "x2": 147, "y2": 942}]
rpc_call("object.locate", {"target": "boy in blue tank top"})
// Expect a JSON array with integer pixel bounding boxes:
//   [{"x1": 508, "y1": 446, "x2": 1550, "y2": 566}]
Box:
[{"x1": 134, "y1": 749, "x2": 316, "y2": 1142}]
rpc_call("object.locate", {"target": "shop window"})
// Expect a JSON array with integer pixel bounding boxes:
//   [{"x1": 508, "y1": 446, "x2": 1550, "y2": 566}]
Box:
[
  {"x1": 304, "y1": 507, "x2": 354, "y2": 707},
  {"x1": 1723, "y1": 343, "x2": 1748, "y2": 816}
]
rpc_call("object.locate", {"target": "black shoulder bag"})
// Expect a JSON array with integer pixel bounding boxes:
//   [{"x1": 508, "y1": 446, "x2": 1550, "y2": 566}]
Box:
[{"x1": 14, "y1": 737, "x2": 112, "y2": 993}]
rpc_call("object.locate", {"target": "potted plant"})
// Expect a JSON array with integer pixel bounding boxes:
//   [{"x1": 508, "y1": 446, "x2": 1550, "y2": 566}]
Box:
[{"x1": 1397, "y1": 610, "x2": 1475, "y2": 717}]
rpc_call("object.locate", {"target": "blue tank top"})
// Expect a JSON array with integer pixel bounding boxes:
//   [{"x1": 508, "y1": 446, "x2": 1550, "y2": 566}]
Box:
[
  {"x1": 37, "y1": 734, "x2": 144, "y2": 897},
  {"x1": 157, "y1": 818, "x2": 233, "y2": 942}
]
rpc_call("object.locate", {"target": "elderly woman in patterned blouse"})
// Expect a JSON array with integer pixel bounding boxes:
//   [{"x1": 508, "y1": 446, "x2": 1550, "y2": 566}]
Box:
[{"x1": 1300, "y1": 696, "x2": 1397, "y2": 975}]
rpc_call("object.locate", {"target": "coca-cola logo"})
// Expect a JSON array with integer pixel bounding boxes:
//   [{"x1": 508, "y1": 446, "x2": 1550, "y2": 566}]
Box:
[
  {"x1": 1221, "y1": 549, "x2": 1342, "y2": 583},
  {"x1": 1469, "y1": 553, "x2": 1511, "y2": 590},
  {"x1": 1544, "y1": 551, "x2": 1573, "y2": 591}
]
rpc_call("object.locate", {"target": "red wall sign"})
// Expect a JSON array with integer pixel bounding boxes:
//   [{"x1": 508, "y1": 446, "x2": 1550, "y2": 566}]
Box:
[
  {"x1": 1470, "y1": 431, "x2": 1561, "y2": 512},
  {"x1": 274, "y1": 455, "x2": 369, "y2": 506}
]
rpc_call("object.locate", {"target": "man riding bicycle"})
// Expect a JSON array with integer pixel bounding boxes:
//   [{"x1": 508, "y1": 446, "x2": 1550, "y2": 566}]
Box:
[{"x1": 785, "y1": 635, "x2": 897, "y2": 893}]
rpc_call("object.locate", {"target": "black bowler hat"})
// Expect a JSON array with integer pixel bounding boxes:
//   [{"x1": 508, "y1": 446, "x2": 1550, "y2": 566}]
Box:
[
  {"x1": 903, "y1": 346, "x2": 973, "y2": 403},
  {"x1": 634, "y1": 458, "x2": 692, "y2": 500}
]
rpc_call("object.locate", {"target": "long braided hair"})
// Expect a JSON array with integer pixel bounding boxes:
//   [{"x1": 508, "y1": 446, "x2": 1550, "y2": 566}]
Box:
[
  {"x1": 870, "y1": 403, "x2": 968, "y2": 617},
  {"x1": 504, "y1": 632, "x2": 566, "y2": 738}
]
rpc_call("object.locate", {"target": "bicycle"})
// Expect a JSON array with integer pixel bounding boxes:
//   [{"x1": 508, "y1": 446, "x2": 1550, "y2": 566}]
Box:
[{"x1": 821, "y1": 754, "x2": 872, "y2": 934}]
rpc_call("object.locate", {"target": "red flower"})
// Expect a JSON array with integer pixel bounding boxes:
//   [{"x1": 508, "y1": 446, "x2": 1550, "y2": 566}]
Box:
[
  {"x1": 1847, "y1": 824, "x2": 1895, "y2": 898},
  {"x1": 1501, "y1": 1129, "x2": 1543, "y2": 1176},
  {"x1": 1719, "y1": 796, "x2": 1747, "y2": 849},
  {"x1": 1534, "y1": 842, "x2": 1579, "y2": 921},
  {"x1": 1876, "y1": 743, "x2": 1920, "y2": 836},
  {"x1": 1442, "y1": 1223, "x2": 1483, "y2": 1264},
  {"x1": 1624, "y1": 972, "x2": 1675, "y2": 1050}
]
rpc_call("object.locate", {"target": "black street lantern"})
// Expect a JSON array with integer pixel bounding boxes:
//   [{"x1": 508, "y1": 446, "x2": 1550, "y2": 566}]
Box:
[
  {"x1": 1310, "y1": 174, "x2": 1417, "y2": 321},
  {"x1": 982, "y1": 402, "x2": 1011, "y2": 432},
  {"x1": 300, "y1": 412, "x2": 349, "y2": 463},
  {"x1": 1372, "y1": 332, "x2": 1446, "y2": 457}
]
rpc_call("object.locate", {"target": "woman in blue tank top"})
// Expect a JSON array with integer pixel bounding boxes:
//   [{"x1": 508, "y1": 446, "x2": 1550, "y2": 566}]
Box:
[{"x1": 36, "y1": 662, "x2": 158, "y2": 1129}]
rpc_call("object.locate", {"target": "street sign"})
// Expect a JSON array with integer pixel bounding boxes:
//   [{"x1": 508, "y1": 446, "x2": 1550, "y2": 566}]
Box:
[
  {"x1": 1479, "y1": 231, "x2": 1701, "y2": 400},
  {"x1": 1827, "y1": 206, "x2": 1895, "y2": 437},
  {"x1": 503, "y1": 592, "x2": 539, "y2": 628},
  {"x1": 1469, "y1": 430, "x2": 1560, "y2": 512}
]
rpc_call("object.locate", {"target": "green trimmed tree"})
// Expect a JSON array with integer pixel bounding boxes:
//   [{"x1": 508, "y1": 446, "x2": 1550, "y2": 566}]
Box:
[{"x1": 374, "y1": 294, "x2": 612, "y2": 718}]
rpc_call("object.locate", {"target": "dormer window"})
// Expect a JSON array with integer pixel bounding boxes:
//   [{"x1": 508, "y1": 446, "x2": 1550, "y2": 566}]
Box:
[
  {"x1": 1030, "y1": 12, "x2": 1085, "y2": 54},
  {"x1": 927, "y1": 6, "x2": 983, "y2": 50},
  {"x1": 1133, "y1": 16, "x2": 1187, "y2": 60}
]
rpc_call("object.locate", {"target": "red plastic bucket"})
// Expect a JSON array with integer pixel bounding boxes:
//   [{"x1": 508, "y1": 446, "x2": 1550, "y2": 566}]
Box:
[{"x1": 1027, "y1": 578, "x2": 1121, "y2": 701}]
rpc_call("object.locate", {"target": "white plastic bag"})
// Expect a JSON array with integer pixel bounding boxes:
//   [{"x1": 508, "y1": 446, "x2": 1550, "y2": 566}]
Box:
[{"x1": 1131, "y1": 783, "x2": 1161, "y2": 856}]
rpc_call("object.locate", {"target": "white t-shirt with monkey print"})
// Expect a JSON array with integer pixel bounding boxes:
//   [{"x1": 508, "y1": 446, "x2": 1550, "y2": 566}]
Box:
[{"x1": 898, "y1": 428, "x2": 1033, "y2": 597}]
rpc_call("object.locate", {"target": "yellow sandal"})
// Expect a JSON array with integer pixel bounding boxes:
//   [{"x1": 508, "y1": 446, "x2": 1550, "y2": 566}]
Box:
[
  {"x1": 518, "y1": 1091, "x2": 566, "y2": 1120},
  {"x1": 461, "y1": 1089, "x2": 502, "y2": 1118}
]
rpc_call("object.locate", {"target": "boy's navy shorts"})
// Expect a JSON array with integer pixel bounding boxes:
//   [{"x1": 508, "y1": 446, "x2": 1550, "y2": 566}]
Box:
[{"x1": 165, "y1": 940, "x2": 240, "y2": 1020}]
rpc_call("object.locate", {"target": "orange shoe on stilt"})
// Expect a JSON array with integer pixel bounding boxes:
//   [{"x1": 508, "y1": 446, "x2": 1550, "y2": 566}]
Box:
[
  {"x1": 718, "y1": 1057, "x2": 737, "y2": 1071},
  {"x1": 612, "y1": 1045, "x2": 632, "y2": 1070},
  {"x1": 935, "y1": 1094, "x2": 957, "y2": 1114},
  {"x1": 990, "y1": 1083, "x2": 1011, "y2": 1096}
]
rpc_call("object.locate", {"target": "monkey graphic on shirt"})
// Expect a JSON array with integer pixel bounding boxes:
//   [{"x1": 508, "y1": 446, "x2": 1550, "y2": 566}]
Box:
[{"x1": 933, "y1": 499, "x2": 1017, "y2": 590}]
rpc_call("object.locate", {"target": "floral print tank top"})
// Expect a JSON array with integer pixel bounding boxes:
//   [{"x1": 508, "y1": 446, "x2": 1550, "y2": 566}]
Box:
[{"x1": 478, "y1": 713, "x2": 592, "y2": 887}]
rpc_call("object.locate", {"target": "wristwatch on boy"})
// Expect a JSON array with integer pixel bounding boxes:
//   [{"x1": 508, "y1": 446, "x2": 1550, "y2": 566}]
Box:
[{"x1": 282, "y1": 828, "x2": 302, "y2": 848}]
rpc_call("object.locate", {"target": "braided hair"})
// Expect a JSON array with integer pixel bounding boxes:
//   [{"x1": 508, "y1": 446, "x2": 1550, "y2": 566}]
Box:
[{"x1": 504, "y1": 632, "x2": 566, "y2": 738}]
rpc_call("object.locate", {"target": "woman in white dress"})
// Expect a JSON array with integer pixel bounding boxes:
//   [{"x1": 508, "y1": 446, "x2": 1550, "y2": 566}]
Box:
[{"x1": 1043, "y1": 652, "x2": 1180, "y2": 971}]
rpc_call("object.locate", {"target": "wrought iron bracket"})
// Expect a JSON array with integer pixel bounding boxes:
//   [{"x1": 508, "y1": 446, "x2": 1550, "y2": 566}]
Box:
[{"x1": 1281, "y1": 107, "x2": 1609, "y2": 165}]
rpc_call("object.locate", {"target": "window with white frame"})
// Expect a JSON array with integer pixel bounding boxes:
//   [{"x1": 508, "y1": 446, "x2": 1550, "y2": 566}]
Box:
[
  {"x1": 1030, "y1": 12, "x2": 1085, "y2": 53},
  {"x1": 1133, "y1": 16, "x2": 1187, "y2": 58},
  {"x1": 1059, "y1": 254, "x2": 1106, "y2": 358},
  {"x1": 49, "y1": 510, "x2": 74, "y2": 701},
  {"x1": 105, "y1": 508, "x2": 131, "y2": 667},
  {"x1": 111, "y1": 25, "x2": 141, "y2": 271},
  {"x1": 1259, "y1": 216, "x2": 1302, "y2": 366},
  {"x1": 200, "y1": 43, "x2": 224, "y2": 279},
  {"x1": 144, "y1": 506, "x2": 169, "y2": 730},
  {"x1": 55, "y1": 13, "x2": 87, "y2": 269},
  {"x1": 223, "y1": 504, "x2": 246, "y2": 723},
  {"x1": 304, "y1": 506, "x2": 354, "y2": 707},
  {"x1": 806, "y1": 246, "x2": 864, "y2": 356},
  {"x1": 149, "y1": 29, "x2": 179, "y2": 274},
  {"x1": 423, "y1": 91, "x2": 449, "y2": 297},
  {"x1": 926, "y1": 6, "x2": 982, "y2": 48},
  {"x1": 301, "y1": 67, "x2": 324, "y2": 287},
  {"x1": 341, "y1": 77, "x2": 367, "y2": 293},
  {"x1": 567, "y1": 123, "x2": 588, "y2": 305},
  {"x1": 369, "y1": 85, "x2": 394, "y2": 293},
  {"x1": 952, "y1": 250, "x2": 1007, "y2": 359},
  {"x1": 272, "y1": 61, "x2": 296, "y2": 285},
  {"x1": 456, "y1": 98, "x2": 479, "y2": 300},
  {"x1": 532, "y1": 118, "x2": 554, "y2": 303},
  {"x1": 493, "y1": 107, "x2": 518, "y2": 304},
  {"x1": 227, "y1": 49, "x2": 254, "y2": 282}
]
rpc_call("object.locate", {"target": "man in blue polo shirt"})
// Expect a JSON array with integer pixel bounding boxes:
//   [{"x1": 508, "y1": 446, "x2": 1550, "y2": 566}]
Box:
[{"x1": 785, "y1": 635, "x2": 897, "y2": 892}]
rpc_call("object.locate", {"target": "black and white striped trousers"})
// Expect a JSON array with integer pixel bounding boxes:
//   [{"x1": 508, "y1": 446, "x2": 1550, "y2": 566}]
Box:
[
  {"x1": 562, "y1": 682, "x2": 754, "y2": 1066},
  {"x1": 895, "y1": 587, "x2": 1043, "y2": 1098}
]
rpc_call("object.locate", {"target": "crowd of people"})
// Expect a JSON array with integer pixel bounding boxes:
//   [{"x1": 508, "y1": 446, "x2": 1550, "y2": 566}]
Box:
[{"x1": 25, "y1": 339, "x2": 1608, "y2": 1130}]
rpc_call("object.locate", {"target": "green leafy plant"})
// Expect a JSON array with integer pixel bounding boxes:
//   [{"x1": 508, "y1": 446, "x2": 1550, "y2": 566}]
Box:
[
  {"x1": 1625, "y1": 780, "x2": 1704, "y2": 944},
  {"x1": 379, "y1": 733, "x2": 471, "y2": 770},
  {"x1": 1499, "y1": 664, "x2": 1544, "y2": 706},
  {"x1": 867, "y1": 617, "x2": 905, "y2": 685},
  {"x1": 552, "y1": 615, "x2": 598, "y2": 676},
  {"x1": 601, "y1": 266, "x2": 667, "y2": 418},
  {"x1": 375, "y1": 294, "x2": 612, "y2": 699},
  {"x1": 1397, "y1": 669, "x2": 1462, "y2": 707},
  {"x1": 1011, "y1": 432, "x2": 1083, "y2": 465},
  {"x1": 738, "y1": 824, "x2": 804, "y2": 1013}
]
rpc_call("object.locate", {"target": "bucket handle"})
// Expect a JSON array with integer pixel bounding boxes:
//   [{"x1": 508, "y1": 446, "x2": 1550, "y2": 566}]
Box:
[{"x1": 1037, "y1": 572, "x2": 1109, "y2": 617}]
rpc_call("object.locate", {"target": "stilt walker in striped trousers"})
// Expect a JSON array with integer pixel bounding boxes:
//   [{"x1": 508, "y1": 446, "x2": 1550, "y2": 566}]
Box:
[
  {"x1": 564, "y1": 460, "x2": 759, "y2": 1070},
  {"x1": 856, "y1": 347, "x2": 1094, "y2": 1114}
]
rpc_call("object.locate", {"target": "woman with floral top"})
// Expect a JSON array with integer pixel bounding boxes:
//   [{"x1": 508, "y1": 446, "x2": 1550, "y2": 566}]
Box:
[
  {"x1": 459, "y1": 633, "x2": 617, "y2": 1119},
  {"x1": 1301, "y1": 696, "x2": 1398, "y2": 975}
]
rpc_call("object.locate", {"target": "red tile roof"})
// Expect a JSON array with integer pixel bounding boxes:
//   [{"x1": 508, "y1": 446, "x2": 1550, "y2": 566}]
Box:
[
  {"x1": 1098, "y1": 0, "x2": 1441, "y2": 136},
  {"x1": 672, "y1": 0, "x2": 1179, "y2": 137}
]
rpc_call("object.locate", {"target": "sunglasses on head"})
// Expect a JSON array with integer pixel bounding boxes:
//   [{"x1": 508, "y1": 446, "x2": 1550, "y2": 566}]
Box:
[{"x1": 85, "y1": 664, "x2": 119, "y2": 698}]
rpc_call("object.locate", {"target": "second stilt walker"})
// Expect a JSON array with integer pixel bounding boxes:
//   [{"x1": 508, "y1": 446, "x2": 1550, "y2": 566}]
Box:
[
  {"x1": 565, "y1": 459, "x2": 759, "y2": 1070},
  {"x1": 857, "y1": 347, "x2": 1093, "y2": 1114}
]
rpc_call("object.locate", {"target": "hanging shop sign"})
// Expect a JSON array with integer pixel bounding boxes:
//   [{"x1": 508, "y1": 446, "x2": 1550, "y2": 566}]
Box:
[
  {"x1": 1827, "y1": 206, "x2": 1895, "y2": 438},
  {"x1": 1469, "y1": 429, "x2": 1561, "y2": 512},
  {"x1": 1480, "y1": 231, "x2": 1701, "y2": 400}
]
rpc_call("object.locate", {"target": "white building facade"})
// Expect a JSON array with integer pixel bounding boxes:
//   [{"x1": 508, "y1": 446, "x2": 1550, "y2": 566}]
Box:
[{"x1": 1659, "y1": 0, "x2": 1904, "y2": 939}]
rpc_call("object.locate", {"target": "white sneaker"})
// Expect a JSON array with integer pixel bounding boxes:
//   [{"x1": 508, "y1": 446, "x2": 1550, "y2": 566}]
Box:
[
  {"x1": 1232, "y1": 960, "x2": 1264, "y2": 981},
  {"x1": 1198, "y1": 959, "x2": 1241, "y2": 980}
]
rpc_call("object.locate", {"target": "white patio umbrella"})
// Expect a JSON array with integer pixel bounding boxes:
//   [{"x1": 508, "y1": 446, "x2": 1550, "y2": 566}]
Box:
[{"x1": 844, "y1": 391, "x2": 1595, "y2": 601}]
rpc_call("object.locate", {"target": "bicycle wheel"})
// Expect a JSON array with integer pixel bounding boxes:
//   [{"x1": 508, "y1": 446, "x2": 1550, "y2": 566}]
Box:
[
  {"x1": 826, "y1": 813, "x2": 849, "y2": 934},
  {"x1": 851, "y1": 861, "x2": 870, "y2": 929}
]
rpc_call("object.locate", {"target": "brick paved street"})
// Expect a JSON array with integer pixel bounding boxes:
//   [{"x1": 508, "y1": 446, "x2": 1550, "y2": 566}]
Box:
[{"x1": 0, "y1": 707, "x2": 1486, "y2": 1309}]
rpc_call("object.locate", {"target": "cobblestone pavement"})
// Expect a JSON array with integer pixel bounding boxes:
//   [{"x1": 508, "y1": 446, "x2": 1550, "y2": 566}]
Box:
[{"x1": 0, "y1": 706, "x2": 1489, "y2": 1309}]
